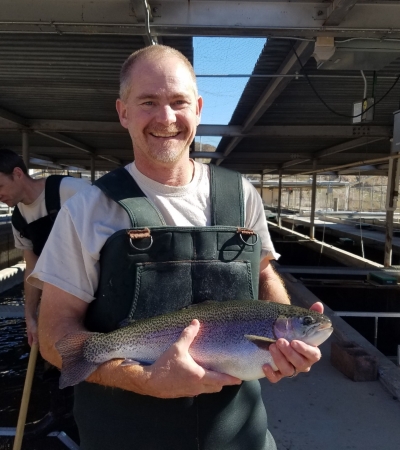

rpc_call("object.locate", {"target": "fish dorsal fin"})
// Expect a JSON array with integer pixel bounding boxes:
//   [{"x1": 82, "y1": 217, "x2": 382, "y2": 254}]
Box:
[
  {"x1": 244, "y1": 334, "x2": 276, "y2": 351},
  {"x1": 183, "y1": 300, "x2": 218, "y2": 310}
]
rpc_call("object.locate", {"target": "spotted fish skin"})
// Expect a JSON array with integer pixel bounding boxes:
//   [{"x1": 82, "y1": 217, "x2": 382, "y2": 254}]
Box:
[{"x1": 56, "y1": 300, "x2": 333, "y2": 388}]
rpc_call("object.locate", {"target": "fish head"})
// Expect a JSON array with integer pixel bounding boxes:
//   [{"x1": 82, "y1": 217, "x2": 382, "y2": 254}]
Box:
[{"x1": 273, "y1": 310, "x2": 333, "y2": 346}]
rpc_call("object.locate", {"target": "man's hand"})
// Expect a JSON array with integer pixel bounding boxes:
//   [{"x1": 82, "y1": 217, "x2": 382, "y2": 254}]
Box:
[
  {"x1": 25, "y1": 315, "x2": 38, "y2": 346},
  {"x1": 262, "y1": 302, "x2": 324, "y2": 383},
  {"x1": 141, "y1": 319, "x2": 242, "y2": 398},
  {"x1": 23, "y1": 249, "x2": 41, "y2": 347}
]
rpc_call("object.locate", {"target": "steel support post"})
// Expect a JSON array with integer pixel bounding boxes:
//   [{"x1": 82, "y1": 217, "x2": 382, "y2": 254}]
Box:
[
  {"x1": 90, "y1": 155, "x2": 96, "y2": 182},
  {"x1": 310, "y1": 160, "x2": 317, "y2": 239},
  {"x1": 384, "y1": 156, "x2": 400, "y2": 267},
  {"x1": 277, "y1": 170, "x2": 282, "y2": 227},
  {"x1": 22, "y1": 131, "x2": 29, "y2": 169},
  {"x1": 299, "y1": 187, "x2": 302, "y2": 213}
]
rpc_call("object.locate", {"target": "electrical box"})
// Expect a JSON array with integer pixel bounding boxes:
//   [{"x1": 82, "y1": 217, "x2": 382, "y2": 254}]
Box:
[{"x1": 352, "y1": 98, "x2": 374, "y2": 124}]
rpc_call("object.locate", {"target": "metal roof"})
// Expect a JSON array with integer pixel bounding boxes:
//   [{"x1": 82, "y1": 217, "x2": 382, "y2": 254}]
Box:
[
  {"x1": 217, "y1": 37, "x2": 400, "y2": 176},
  {"x1": 1, "y1": 0, "x2": 400, "y2": 176}
]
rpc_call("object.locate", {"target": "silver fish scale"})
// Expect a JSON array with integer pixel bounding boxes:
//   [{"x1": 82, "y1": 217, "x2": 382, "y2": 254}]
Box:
[{"x1": 82, "y1": 301, "x2": 330, "y2": 372}]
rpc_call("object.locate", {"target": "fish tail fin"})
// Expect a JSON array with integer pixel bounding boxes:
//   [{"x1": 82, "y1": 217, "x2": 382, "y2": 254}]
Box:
[{"x1": 55, "y1": 331, "x2": 99, "y2": 389}]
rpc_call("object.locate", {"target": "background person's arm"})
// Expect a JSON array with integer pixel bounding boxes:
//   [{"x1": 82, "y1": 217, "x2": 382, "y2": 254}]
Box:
[
  {"x1": 23, "y1": 249, "x2": 41, "y2": 346},
  {"x1": 38, "y1": 282, "x2": 241, "y2": 398}
]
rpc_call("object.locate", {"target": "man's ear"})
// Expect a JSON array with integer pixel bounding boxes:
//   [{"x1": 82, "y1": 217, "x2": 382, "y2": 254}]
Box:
[
  {"x1": 116, "y1": 99, "x2": 129, "y2": 129},
  {"x1": 196, "y1": 96, "x2": 203, "y2": 125},
  {"x1": 12, "y1": 167, "x2": 25, "y2": 180}
]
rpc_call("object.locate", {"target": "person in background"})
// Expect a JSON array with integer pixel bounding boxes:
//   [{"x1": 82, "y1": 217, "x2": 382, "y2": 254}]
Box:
[
  {"x1": 31, "y1": 46, "x2": 323, "y2": 450},
  {"x1": 0, "y1": 148, "x2": 90, "y2": 436}
]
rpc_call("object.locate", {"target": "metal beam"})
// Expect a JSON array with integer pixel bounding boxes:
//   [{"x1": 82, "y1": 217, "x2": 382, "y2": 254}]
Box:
[
  {"x1": 315, "y1": 136, "x2": 387, "y2": 159},
  {"x1": 1, "y1": 1, "x2": 400, "y2": 39},
  {"x1": 216, "y1": 41, "x2": 314, "y2": 165},
  {"x1": 96, "y1": 154, "x2": 121, "y2": 165},
  {"x1": 22, "y1": 131, "x2": 29, "y2": 169},
  {"x1": 324, "y1": 0, "x2": 359, "y2": 27},
  {"x1": 0, "y1": 121, "x2": 393, "y2": 139},
  {"x1": 310, "y1": 160, "x2": 317, "y2": 240},
  {"x1": 296, "y1": 153, "x2": 400, "y2": 176},
  {"x1": 282, "y1": 158, "x2": 313, "y2": 169},
  {"x1": 191, "y1": 152, "x2": 223, "y2": 159},
  {"x1": 338, "y1": 165, "x2": 377, "y2": 175},
  {"x1": 0, "y1": 107, "x2": 29, "y2": 127},
  {"x1": 35, "y1": 131, "x2": 94, "y2": 155},
  {"x1": 275, "y1": 137, "x2": 388, "y2": 172},
  {"x1": 243, "y1": 42, "x2": 314, "y2": 133}
]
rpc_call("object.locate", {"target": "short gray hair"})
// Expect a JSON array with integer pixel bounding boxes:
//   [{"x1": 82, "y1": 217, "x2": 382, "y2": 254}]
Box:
[{"x1": 119, "y1": 45, "x2": 197, "y2": 101}]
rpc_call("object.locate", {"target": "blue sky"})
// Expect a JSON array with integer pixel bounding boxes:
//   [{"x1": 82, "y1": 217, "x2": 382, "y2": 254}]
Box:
[{"x1": 193, "y1": 37, "x2": 266, "y2": 148}]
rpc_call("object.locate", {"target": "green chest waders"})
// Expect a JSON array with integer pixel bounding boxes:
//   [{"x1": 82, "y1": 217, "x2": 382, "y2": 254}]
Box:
[{"x1": 74, "y1": 165, "x2": 276, "y2": 450}]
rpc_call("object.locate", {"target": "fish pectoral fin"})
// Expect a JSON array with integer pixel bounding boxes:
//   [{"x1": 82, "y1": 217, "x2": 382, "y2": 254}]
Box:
[
  {"x1": 120, "y1": 358, "x2": 153, "y2": 367},
  {"x1": 244, "y1": 334, "x2": 276, "y2": 351}
]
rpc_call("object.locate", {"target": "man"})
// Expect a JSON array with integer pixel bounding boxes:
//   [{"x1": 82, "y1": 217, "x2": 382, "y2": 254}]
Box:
[
  {"x1": 0, "y1": 149, "x2": 89, "y2": 345},
  {"x1": 31, "y1": 46, "x2": 322, "y2": 450},
  {"x1": 0, "y1": 148, "x2": 90, "y2": 435}
]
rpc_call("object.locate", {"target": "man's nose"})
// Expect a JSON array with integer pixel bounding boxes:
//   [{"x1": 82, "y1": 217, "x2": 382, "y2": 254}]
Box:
[{"x1": 156, "y1": 105, "x2": 176, "y2": 125}]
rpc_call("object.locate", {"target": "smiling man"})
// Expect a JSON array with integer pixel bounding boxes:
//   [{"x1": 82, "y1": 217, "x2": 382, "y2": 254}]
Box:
[{"x1": 30, "y1": 46, "x2": 323, "y2": 450}]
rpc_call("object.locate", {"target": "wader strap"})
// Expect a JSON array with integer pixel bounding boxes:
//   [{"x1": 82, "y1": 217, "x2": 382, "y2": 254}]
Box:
[
  {"x1": 94, "y1": 167, "x2": 166, "y2": 227},
  {"x1": 11, "y1": 206, "x2": 27, "y2": 234},
  {"x1": 209, "y1": 164, "x2": 244, "y2": 227},
  {"x1": 11, "y1": 174, "x2": 68, "y2": 234},
  {"x1": 45, "y1": 175, "x2": 68, "y2": 214}
]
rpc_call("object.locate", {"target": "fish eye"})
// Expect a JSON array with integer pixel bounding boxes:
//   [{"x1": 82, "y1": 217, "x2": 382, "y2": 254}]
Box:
[{"x1": 302, "y1": 316, "x2": 314, "y2": 326}]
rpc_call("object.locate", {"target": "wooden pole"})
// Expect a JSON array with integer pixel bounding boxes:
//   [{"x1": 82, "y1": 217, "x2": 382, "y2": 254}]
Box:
[{"x1": 13, "y1": 343, "x2": 39, "y2": 450}]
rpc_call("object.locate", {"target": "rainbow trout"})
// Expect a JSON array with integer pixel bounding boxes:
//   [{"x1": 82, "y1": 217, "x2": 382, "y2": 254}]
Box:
[{"x1": 56, "y1": 300, "x2": 333, "y2": 388}]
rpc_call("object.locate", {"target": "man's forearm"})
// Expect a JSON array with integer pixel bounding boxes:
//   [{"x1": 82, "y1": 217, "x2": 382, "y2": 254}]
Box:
[
  {"x1": 24, "y1": 272, "x2": 41, "y2": 322},
  {"x1": 259, "y1": 260, "x2": 290, "y2": 304}
]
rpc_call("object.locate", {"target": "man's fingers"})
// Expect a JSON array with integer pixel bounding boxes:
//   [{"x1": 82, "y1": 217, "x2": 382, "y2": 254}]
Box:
[
  {"x1": 268, "y1": 339, "x2": 321, "y2": 379},
  {"x1": 175, "y1": 319, "x2": 200, "y2": 351},
  {"x1": 202, "y1": 368, "x2": 242, "y2": 387},
  {"x1": 310, "y1": 302, "x2": 324, "y2": 314}
]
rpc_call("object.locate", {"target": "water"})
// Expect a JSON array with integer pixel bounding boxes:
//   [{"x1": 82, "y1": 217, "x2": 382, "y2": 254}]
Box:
[{"x1": 0, "y1": 285, "x2": 79, "y2": 449}]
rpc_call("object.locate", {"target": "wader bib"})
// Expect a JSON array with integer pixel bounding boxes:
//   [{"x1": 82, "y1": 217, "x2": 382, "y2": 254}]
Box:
[
  {"x1": 75, "y1": 166, "x2": 276, "y2": 450},
  {"x1": 11, "y1": 175, "x2": 68, "y2": 256}
]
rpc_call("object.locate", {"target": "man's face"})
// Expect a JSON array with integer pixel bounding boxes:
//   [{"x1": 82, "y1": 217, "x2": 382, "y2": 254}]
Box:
[
  {"x1": 0, "y1": 171, "x2": 22, "y2": 207},
  {"x1": 116, "y1": 55, "x2": 203, "y2": 166}
]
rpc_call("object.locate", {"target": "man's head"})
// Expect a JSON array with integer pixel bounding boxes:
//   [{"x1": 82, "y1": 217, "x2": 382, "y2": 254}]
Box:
[
  {"x1": 0, "y1": 149, "x2": 28, "y2": 206},
  {"x1": 116, "y1": 45, "x2": 202, "y2": 169},
  {"x1": 119, "y1": 45, "x2": 198, "y2": 102}
]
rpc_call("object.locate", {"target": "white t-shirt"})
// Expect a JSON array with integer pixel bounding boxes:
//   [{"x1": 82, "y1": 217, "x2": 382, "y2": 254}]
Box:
[
  {"x1": 29, "y1": 162, "x2": 279, "y2": 303},
  {"x1": 12, "y1": 176, "x2": 91, "y2": 251}
]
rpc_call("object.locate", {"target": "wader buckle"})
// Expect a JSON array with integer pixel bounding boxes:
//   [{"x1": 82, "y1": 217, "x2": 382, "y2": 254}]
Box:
[
  {"x1": 127, "y1": 228, "x2": 153, "y2": 251},
  {"x1": 237, "y1": 228, "x2": 259, "y2": 246}
]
